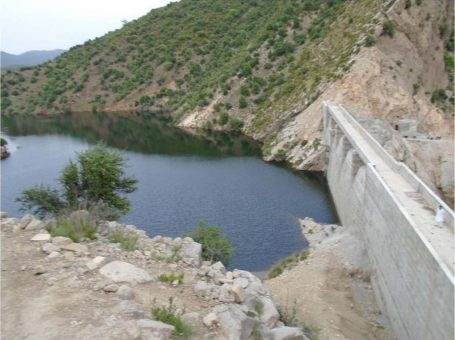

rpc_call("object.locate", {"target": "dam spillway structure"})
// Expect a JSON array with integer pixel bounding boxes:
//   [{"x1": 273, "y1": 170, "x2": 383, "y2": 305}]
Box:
[{"x1": 322, "y1": 103, "x2": 454, "y2": 340}]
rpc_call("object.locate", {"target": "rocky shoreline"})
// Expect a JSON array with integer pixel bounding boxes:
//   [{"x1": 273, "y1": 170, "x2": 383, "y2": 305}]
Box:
[{"x1": 1, "y1": 212, "x2": 308, "y2": 340}]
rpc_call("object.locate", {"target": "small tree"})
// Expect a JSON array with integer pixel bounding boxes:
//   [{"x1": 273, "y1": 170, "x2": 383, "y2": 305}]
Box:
[
  {"x1": 185, "y1": 221, "x2": 234, "y2": 266},
  {"x1": 17, "y1": 145, "x2": 137, "y2": 218},
  {"x1": 382, "y1": 20, "x2": 395, "y2": 38}
]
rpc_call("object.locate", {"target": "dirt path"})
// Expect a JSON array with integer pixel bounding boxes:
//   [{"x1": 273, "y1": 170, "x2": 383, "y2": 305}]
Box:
[{"x1": 265, "y1": 220, "x2": 391, "y2": 340}]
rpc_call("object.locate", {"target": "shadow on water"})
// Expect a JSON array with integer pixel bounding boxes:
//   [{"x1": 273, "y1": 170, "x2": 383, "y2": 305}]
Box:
[{"x1": 1, "y1": 112, "x2": 262, "y2": 158}]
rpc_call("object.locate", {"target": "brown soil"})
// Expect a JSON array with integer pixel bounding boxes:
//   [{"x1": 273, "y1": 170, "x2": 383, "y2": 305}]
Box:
[{"x1": 265, "y1": 224, "x2": 392, "y2": 340}]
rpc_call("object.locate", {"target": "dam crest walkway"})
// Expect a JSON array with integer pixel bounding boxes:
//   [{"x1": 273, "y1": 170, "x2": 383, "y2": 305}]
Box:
[{"x1": 324, "y1": 103, "x2": 454, "y2": 275}]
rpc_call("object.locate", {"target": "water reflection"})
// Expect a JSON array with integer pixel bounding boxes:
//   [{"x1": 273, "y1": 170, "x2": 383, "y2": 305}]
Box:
[{"x1": 2, "y1": 112, "x2": 262, "y2": 158}]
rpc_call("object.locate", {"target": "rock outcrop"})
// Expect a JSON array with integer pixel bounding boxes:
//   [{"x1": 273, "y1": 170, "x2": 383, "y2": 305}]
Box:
[{"x1": 1, "y1": 212, "x2": 307, "y2": 340}]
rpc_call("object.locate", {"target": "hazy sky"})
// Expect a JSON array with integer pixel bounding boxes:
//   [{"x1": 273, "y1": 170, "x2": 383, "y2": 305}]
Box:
[{"x1": 1, "y1": 0, "x2": 173, "y2": 54}]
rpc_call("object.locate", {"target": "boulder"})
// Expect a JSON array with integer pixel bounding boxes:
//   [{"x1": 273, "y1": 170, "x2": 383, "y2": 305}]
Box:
[
  {"x1": 119, "y1": 300, "x2": 144, "y2": 318},
  {"x1": 52, "y1": 236, "x2": 73, "y2": 246},
  {"x1": 0, "y1": 212, "x2": 8, "y2": 218},
  {"x1": 117, "y1": 285, "x2": 135, "y2": 300},
  {"x1": 207, "y1": 262, "x2": 226, "y2": 278},
  {"x1": 31, "y1": 233, "x2": 51, "y2": 242},
  {"x1": 218, "y1": 283, "x2": 235, "y2": 303},
  {"x1": 18, "y1": 214, "x2": 34, "y2": 229},
  {"x1": 233, "y1": 277, "x2": 249, "y2": 289},
  {"x1": 181, "y1": 240, "x2": 202, "y2": 267},
  {"x1": 47, "y1": 251, "x2": 60, "y2": 259},
  {"x1": 99, "y1": 261, "x2": 154, "y2": 284},
  {"x1": 214, "y1": 304, "x2": 256, "y2": 340},
  {"x1": 103, "y1": 284, "x2": 119, "y2": 292},
  {"x1": 203, "y1": 312, "x2": 219, "y2": 328},
  {"x1": 231, "y1": 283, "x2": 245, "y2": 303},
  {"x1": 25, "y1": 218, "x2": 45, "y2": 231},
  {"x1": 137, "y1": 319, "x2": 175, "y2": 339},
  {"x1": 60, "y1": 243, "x2": 88, "y2": 253},
  {"x1": 258, "y1": 297, "x2": 280, "y2": 328},
  {"x1": 269, "y1": 326, "x2": 307, "y2": 340},
  {"x1": 42, "y1": 243, "x2": 61, "y2": 254}
]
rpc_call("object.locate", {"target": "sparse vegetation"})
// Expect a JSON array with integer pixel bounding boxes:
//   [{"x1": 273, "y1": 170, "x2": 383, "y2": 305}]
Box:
[
  {"x1": 49, "y1": 213, "x2": 97, "y2": 243},
  {"x1": 267, "y1": 250, "x2": 309, "y2": 279},
  {"x1": 159, "y1": 273, "x2": 184, "y2": 284},
  {"x1": 184, "y1": 221, "x2": 233, "y2": 266},
  {"x1": 277, "y1": 300, "x2": 320, "y2": 340},
  {"x1": 152, "y1": 297, "x2": 192, "y2": 339},
  {"x1": 108, "y1": 231, "x2": 138, "y2": 251}
]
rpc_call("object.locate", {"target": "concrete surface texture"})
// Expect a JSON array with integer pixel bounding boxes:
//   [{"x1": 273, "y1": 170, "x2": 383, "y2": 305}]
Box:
[{"x1": 323, "y1": 103, "x2": 454, "y2": 340}]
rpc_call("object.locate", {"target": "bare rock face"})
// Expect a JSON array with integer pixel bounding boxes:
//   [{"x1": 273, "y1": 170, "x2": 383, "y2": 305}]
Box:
[
  {"x1": 99, "y1": 261, "x2": 154, "y2": 284},
  {"x1": 214, "y1": 304, "x2": 257, "y2": 340}
]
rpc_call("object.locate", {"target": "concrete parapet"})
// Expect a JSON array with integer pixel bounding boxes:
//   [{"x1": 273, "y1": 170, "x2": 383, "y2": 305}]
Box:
[{"x1": 323, "y1": 103, "x2": 454, "y2": 340}]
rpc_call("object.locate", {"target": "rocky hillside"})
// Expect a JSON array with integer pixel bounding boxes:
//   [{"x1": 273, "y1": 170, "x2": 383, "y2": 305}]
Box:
[
  {"x1": 1, "y1": 0, "x2": 453, "y2": 201},
  {"x1": 1, "y1": 211, "x2": 310, "y2": 340}
]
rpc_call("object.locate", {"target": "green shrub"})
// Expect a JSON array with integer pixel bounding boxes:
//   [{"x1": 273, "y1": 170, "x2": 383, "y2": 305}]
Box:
[
  {"x1": 159, "y1": 273, "x2": 184, "y2": 284},
  {"x1": 405, "y1": 0, "x2": 412, "y2": 9},
  {"x1": 0, "y1": 138, "x2": 7, "y2": 146},
  {"x1": 108, "y1": 231, "x2": 138, "y2": 251},
  {"x1": 365, "y1": 35, "x2": 376, "y2": 47},
  {"x1": 18, "y1": 145, "x2": 137, "y2": 218},
  {"x1": 382, "y1": 20, "x2": 395, "y2": 38},
  {"x1": 444, "y1": 52, "x2": 454, "y2": 72},
  {"x1": 239, "y1": 96, "x2": 248, "y2": 108},
  {"x1": 431, "y1": 89, "x2": 447, "y2": 103},
  {"x1": 61, "y1": 145, "x2": 138, "y2": 214},
  {"x1": 184, "y1": 221, "x2": 234, "y2": 266},
  {"x1": 267, "y1": 250, "x2": 309, "y2": 279},
  {"x1": 219, "y1": 112, "x2": 229, "y2": 125},
  {"x1": 49, "y1": 214, "x2": 97, "y2": 242},
  {"x1": 152, "y1": 298, "x2": 192, "y2": 339},
  {"x1": 229, "y1": 117, "x2": 244, "y2": 130},
  {"x1": 274, "y1": 149, "x2": 287, "y2": 161}
]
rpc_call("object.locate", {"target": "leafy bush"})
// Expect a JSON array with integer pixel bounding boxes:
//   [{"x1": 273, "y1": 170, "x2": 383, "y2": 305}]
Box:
[
  {"x1": 17, "y1": 186, "x2": 65, "y2": 218},
  {"x1": 230, "y1": 117, "x2": 244, "y2": 130},
  {"x1": 152, "y1": 298, "x2": 192, "y2": 339},
  {"x1": 219, "y1": 112, "x2": 229, "y2": 125},
  {"x1": 184, "y1": 221, "x2": 234, "y2": 266},
  {"x1": 18, "y1": 145, "x2": 137, "y2": 218},
  {"x1": 61, "y1": 145, "x2": 137, "y2": 214},
  {"x1": 0, "y1": 138, "x2": 7, "y2": 146},
  {"x1": 382, "y1": 20, "x2": 395, "y2": 38},
  {"x1": 108, "y1": 231, "x2": 138, "y2": 251}
]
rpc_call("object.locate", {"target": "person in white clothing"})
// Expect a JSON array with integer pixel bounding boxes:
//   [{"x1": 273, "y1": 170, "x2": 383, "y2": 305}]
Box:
[{"x1": 435, "y1": 205, "x2": 445, "y2": 227}]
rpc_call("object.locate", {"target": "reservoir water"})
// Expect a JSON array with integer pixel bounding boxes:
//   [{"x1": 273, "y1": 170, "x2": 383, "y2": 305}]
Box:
[{"x1": 1, "y1": 112, "x2": 338, "y2": 271}]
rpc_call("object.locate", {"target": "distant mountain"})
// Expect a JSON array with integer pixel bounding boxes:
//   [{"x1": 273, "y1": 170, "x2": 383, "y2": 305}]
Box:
[{"x1": 1, "y1": 49, "x2": 65, "y2": 68}]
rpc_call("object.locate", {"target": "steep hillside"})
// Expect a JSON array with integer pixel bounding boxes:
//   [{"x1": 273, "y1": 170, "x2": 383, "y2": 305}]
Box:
[
  {"x1": 1, "y1": 0, "x2": 453, "y2": 201},
  {"x1": 1, "y1": 0, "x2": 382, "y2": 122},
  {"x1": 1, "y1": 50, "x2": 65, "y2": 69}
]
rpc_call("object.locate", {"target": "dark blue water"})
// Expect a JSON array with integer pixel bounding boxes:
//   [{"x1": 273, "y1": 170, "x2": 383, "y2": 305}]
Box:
[{"x1": 1, "y1": 112, "x2": 337, "y2": 271}]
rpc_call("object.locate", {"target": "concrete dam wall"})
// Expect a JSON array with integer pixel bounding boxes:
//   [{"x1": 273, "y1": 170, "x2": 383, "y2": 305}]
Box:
[{"x1": 323, "y1": 104, "x2": 454, "y2": 340}]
